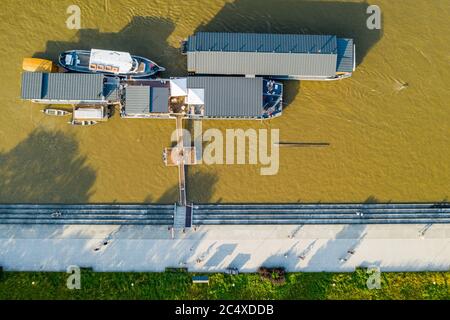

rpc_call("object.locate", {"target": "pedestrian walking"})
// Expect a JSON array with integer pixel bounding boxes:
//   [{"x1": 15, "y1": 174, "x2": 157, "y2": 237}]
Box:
[{"x1": 51, "y1": 211, "x2": 62, "y2": 218}]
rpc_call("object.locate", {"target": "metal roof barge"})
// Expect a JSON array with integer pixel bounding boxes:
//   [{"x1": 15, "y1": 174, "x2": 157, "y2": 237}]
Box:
[
  {"x1": 121, "y1": 76, "x2": 283, "y2": 120},
  {"x1": 21, "y1": 73, "x2": 283, "y2": 120},
  {"x1": 183, "y1": 32, "x2": 356, "y2": 80},
  {"x1": 21, "y1": 72, "x2": 120, "y2": 105}
]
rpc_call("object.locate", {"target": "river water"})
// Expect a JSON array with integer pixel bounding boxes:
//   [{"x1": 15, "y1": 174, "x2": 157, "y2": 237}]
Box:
[{"x1": 0, "y1": 0, "x2": 449, "y2": 203}]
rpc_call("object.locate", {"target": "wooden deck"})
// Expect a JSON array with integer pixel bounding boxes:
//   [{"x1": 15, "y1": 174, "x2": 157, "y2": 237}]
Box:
[{"x1": 163, "y1": 147, "x2": 197, "y2": 166}]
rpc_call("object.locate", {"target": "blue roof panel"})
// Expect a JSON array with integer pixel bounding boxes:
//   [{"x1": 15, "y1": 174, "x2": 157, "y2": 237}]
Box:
[
  {"x1": 188, "y1": 32, "x2": 338, "y2": 54},
  {"x1": 337, "y1": 38, "x2": 354, "y2": 72}
]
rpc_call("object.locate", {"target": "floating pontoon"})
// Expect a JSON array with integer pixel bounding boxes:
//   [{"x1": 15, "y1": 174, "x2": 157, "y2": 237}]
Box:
[
  {"x1": 120, "y1": 76, "x2": 283, "y2": 120},
  {"x1": 21, "y1": 72, "x2": 120, "y2": 105},
  {"x1": 183, "y1": 32, "x2": 356, "y2": 80}
]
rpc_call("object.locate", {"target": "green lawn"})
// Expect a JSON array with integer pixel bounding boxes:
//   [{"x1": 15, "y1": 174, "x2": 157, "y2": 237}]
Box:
[{"x1": 0, "y1": 269, "x2": 448, "y2": 300}]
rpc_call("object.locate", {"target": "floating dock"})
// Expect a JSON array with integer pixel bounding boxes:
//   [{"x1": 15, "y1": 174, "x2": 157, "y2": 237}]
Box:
[{"x1": 21, "y1": 74, "x2": 284, "y2": 120}]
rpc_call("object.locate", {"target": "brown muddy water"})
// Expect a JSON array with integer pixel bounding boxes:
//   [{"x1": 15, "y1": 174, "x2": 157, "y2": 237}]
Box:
[{"x1": 0, "y1": 0, "x2": 449, "y2": 204}]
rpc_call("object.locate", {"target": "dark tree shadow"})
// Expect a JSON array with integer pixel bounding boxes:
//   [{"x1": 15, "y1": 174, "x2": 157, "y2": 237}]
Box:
[
  {"x1": 279, "y1": 272, "x2": 335, "y2": 300},
  {"x1": 142, "y1": 194, "x2": 154, "y2": 203},
  {"x1": 306, "y1": 224, "x2": 367, "y2": 271},
  {"x1": 186, "y1": 169, "x2": 219, "y2": 203},
  {"x1": 194, "y1": 0, "x2": 383, "y2": 106},
  {"x1": 157, "y1": 183, "x2": 180, "y2": 204},
  {"x1": 204, "y1": 243, "x2": 237, "y2": 267},
  {"x1": 33, "y1": 16, "x2": 186, "y2": 76},
  {"x1": 228, "y1": 253, "x2": 251, "y2": 269},
  {"x1": 0, "y1": 129, "x2": 96, "y2": 203},
  {"x1": 194, "y1": 0, "x2": 382, "y2": 65},
  {"x1": 155, "y1": 169, "x2": 218, "y2": 204},
  {"x1": 364, "y1": 195, "x2": 379, "y2": 204}
]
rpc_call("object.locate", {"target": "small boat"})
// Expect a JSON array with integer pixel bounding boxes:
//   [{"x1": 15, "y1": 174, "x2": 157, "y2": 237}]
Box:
[
  {"x1": 73, "y1": 106, "x2": 110, "y2": 122},
  {"x1": 23, "y1": 58, "x2": 59, "y2": 73},
  {"x1": 41, "y1": 108, "x2": 71, "y2": 116},
  {"x1": 68, "y1": 120, "x2": 98, "y2": 126},
  {"x1": 59, "y1": 49, "x2": 165, "y2": 78}
]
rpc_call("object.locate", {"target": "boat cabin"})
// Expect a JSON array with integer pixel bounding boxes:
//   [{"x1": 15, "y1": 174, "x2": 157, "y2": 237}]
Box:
[
  {"x1": 73, "y1": 106, "x2": 110, "y2": 121},
  {"x1": 88, "y1": 49, "x2": 135, "y2": 74}
]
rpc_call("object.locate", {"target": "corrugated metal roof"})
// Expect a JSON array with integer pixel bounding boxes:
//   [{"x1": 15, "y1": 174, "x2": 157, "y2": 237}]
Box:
[
  {"x1": 125, "y1": 86, "x2": 150, "y2": 114},
  {"x1": 188, "y1": 51, "x2": 337, "y2": 77},
  {"x1": 186, "y1": 32, "x2": 338, "y2": 77},
  {"x1": 151, "y1": 87, "x2": 169, "y2": 113},
  {"x1": 43, "y1": 73, "x2": 104, "y2": 101},
  {"x1": 337, "y1": 38, "x2": 354, "y2": 72},
  {"x1": 21, "y1": 72, "x2": 43, "y2": 99},
  {"x1": 187, "y1": 32, "x2": 337, "y2": 54},
  {"x1": 21, "y1": 72, "x2": 105, "y2": 101},
  {"x1": 186, "y1": 32, "x2": 355, "y2": 77},
  {"x1": 187, "y1": 77, "x2": 263, "y2": 118}
]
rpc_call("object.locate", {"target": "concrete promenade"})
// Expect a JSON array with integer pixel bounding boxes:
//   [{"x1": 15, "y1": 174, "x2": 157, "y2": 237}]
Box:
[{"x1": 1, "y1": 224, "x2": 449, "y2": 272}]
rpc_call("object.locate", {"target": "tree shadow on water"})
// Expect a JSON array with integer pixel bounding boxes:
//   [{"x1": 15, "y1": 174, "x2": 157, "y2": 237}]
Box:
[
  {"x1": 33, "y1": 16, "x2": 186, "y2": 76},
  {"x1": 155, "y1": 169, "x2": 219, "y2": 204},
  {"x1": 364, "y1": 195, "x2": 379, "y2": 204},
  {"x1": 0, "y1": 129, "x2": 96, "y2": 203},
  {"x1": 195, "y1": 0, "x2": 383, "y2": 106},
  {"x1": 186, "y1": 169, "x2": 219, "y2": 204},
  {"x1": 195, "y1": 0, "x2": 382, "y2": 65}
]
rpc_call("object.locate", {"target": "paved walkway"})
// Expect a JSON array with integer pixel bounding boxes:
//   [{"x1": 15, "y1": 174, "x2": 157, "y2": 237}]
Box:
[{"x1": 0, "y1": 224, "x2": 449, "y2": 272}]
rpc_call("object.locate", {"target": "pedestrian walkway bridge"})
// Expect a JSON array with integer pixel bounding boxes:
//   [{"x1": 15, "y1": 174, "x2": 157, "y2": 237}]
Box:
[{"x1": 0, "y1": 203, "x2": 449, "y2": 226}]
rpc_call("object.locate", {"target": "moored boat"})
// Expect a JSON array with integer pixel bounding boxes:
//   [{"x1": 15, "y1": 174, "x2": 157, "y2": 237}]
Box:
[
  {"x1": 73, "y1": 106, "x2": 110, "y2": 122},
  {"x1": 41, "y1": 108, "x2": 71, "y2": 116},
  {"x1": 59, "y1": 49, "x2": 165, "y2": 78},
  {"x1": 23, "y1": 58, "x2": 60, "y2": 73},
  {"x1": 68, "y1": 120, "x2": 99, "y2": 126}
]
